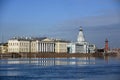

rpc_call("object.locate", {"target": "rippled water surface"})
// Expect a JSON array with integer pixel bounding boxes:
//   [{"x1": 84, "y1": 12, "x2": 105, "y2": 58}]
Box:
[{"x1": 0, "y1": 57, "x2": 120, "y2": 80}]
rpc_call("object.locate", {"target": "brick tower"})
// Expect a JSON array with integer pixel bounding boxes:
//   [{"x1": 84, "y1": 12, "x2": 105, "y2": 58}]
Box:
[{"x1": 105, "y1": 38, "x2": 109, "y2": 53}]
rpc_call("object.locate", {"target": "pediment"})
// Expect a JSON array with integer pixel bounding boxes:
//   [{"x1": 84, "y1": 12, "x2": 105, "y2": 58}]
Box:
[{"x1": 42, "y1": 38, "x2": 53, "y2": 42}]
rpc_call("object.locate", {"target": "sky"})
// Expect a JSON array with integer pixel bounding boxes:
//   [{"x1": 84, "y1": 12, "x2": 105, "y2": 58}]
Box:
[{"x1": 0, "y1": 0, "x2": 120, "y2": 48}]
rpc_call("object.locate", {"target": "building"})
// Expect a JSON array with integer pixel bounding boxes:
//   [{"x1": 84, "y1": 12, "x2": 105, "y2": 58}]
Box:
[
  {"x1": 31, "y1": 38, "x2": 55, "y2": 53},
  {"x1": 67, "y1": 27, "x2": 96, "y2": 53},
  {"x1": 0, "y1": 43, "x2": 8, "y2": 53},
  {"x1": 31, "y1": 38, "x2": 69, "y2": 53},
  {"x1": 55, "y1": 39, "x2": 70, "y2": 53},
  {"x1": 7, "y1": 27, "x2": 96, "y2": 54},
  {"x1": 8, "y1": 37, "x2": 69, "y2": 53},
  {"x1": 8, "y1": 37, "x2": 54, "y2": 53},
  {"x1": 8, "y1": 37, "x2": 31, "y2": 53}
]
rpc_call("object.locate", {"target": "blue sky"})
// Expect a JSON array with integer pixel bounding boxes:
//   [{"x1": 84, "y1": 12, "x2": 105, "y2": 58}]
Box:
[{"x1": 0, "y1": 0, "x2": 120, "y2": 48}]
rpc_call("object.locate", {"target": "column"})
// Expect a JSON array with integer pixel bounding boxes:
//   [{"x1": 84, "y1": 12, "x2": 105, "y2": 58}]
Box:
[
  {"x1": 43, "y1": 43, "x2": 45, "y2": 53},
  {"x1": 50, "y1": 43, "x2": 52, "y2": 52},
  {"x1": 52, "y1": 43, "x2": 54, "y2": 52},
  {"x1": 44, "y1": 43, "x2": 46, "y2": 53},
  {"x1": 46, "y1": 43, "x2": 48, "y2": 52},
  {"x1": 41, "y1": 43, "x2": 43, "y2": 52},
  {"x1": 45, "y1": 43, "x2": 46, "y2": 52},
  {"x1": 51, "y1": 43, "x2": 52, "y2": 52},
  {"x1": 43, "y1": 43, "x2": 44, "y2": 52},
  {"x1": 47, "y1": 43, "x2": 50, "y2": 52},
  {"x1": 37, "y1": 42, "x2": 39, "y2": 52},
  {"x1": 40, "y1": 42, "x2": 41, "y2": 52}
]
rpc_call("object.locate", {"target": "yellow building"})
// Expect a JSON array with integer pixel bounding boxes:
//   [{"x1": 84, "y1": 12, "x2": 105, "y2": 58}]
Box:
[
  {"x1": 31, "y1": 40, "x2": 37, "y2": 52},
  {"x1": 55, "y1": 40, "x2": 70, "y2": 53},
  {"x1": 0, "y1": 43, "x2": 8, "y2": 53}
]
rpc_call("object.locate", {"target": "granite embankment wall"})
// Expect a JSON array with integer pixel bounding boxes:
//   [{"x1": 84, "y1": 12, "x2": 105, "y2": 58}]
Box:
[{"x1": 0, "y1": 52, "x2": 117, "y2": 59}]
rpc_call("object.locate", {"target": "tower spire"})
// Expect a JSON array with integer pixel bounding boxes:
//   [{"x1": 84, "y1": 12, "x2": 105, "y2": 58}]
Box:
[
  {"x1": 79, "y1": 26, "x2": 83, "y2": 31},
  {"x1": 77, "y1": 26, "x2": 85, "y2": 43}
]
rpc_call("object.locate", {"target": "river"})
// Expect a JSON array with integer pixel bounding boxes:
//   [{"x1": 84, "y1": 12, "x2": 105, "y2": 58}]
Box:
[{"x1": 0, "y1": 56, "x2": 120, "y2": 80}]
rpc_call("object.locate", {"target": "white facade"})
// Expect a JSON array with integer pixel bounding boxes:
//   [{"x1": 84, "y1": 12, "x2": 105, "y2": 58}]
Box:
[
  {"x1": 67, "y1": 42, "x2": 89, "y2": 53},
  {"x1": 31, "y1": 38, "x2": 69, "y2": 53},
  {"x1": 88, "y1": 44, "x2": 96, "y2": 53},
  {"x1": 67, "y1": 27, "x2": 96, "y2": 53},
  {"x1": 75, "y1": 43, "x2": 87, "y2": 53},
  {"x1": 8, "y1": 39, "x2": 30, "y2": 53},
  {"x1": 31, "y1": 38, "x2": 55, "y2": 53},
  {"x1": 77, "y1": 27, "x2": 85, "y2": 43},
  {"x1": 67, "y1": 43, "x2": 76, "y2": 53}
]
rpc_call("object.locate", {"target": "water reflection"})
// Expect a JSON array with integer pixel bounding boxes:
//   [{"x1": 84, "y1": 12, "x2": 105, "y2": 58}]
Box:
[
  {"x1": 0, "y1": 57, "x2": 120, "y2": 80},
  {"x1": 0, "y1": 57, "x2": 96, "y2": 66},
  {"x1": 104, "y1": 56, "x2": 109, "y2": 63}
]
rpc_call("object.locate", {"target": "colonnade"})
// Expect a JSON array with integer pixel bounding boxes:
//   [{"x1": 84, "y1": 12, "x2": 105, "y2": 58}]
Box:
[{"x1": 38, "y1": 42, "x2": 55, "y2": 53}]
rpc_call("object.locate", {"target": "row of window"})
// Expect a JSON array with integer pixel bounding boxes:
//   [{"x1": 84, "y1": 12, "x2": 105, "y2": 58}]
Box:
[
  {"x1": 8, "y1": 48, "x2": 29, "y2": 52},
  {"x1": 8, "y1": 42, "x2": 64, "y2": 47},
  {"x1": 9, "y1": 43, "x2": 54, "y2": 46},
  {"x1": 9, "y1": 43, "x2": 29, "y2": 46}
]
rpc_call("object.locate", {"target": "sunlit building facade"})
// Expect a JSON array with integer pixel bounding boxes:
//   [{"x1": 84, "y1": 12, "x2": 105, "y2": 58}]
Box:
[
  {"x1": 31, "y1": 38, "x2": 55, "y2": 53},
  {"x1": 7, "y1": 27, "x2": 95, "y2": 54},
  {"x1": 0, "y1": 43, "x2": 8, "y2": 53},
  {"x1": 55, "y1": 40, "x2": 69, "y2": 53},
  {"x1": 8, "y1": 37, "x2": 69, "y2": 53},
  {"x1": 31, "y1": 38, "x2": 69, "y2": 53},
  {"x1": 67, "y1": 27, "x2": 96, "y2": 53},
  {"x1": 8, "y1": 38, "x2": 30, "y2": 53}
]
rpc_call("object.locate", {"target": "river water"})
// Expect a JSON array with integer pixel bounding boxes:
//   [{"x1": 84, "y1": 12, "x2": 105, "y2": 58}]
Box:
[{"x1": 0, "y1": 56, "x2": 120, "y2": 80}]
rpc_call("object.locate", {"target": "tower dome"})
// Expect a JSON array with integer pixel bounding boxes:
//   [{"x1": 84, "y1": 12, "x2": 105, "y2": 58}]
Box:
[{"x1": 77, "y1": 26, "x2": 85, "y2": 43}]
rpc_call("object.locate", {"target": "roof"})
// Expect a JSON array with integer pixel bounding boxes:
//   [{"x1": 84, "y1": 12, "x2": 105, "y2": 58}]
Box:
[
  {"x1": 9, "y1": 37, "x2": 70, "y2": 42},
  {"x1": 0, "y1": 43, "x2": 8, "y2": 46},
  {"x1": 9, "y1": 37, "x2": 47, "y2": 41},
  {"x1": 54, "y1": 39, "x2": 70, "y2": 43}
]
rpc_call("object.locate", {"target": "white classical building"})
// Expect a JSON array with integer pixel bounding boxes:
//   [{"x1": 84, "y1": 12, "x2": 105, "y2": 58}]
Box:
[
  {"x1": 67, "y1": 27, "x2": 96, "y2": 53},
  {"x1": 8, "y1": 37, "x2": 31, "y2": 53},
  {"x1": 31, "y1": 38, "x2": 55, "y2": 53},
  {"x1": 8, "y1": 37, "x2": 69, "y2": 53},
  {"x1": 31, "y1": 38, "x2": 69, "y2": 53}
]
